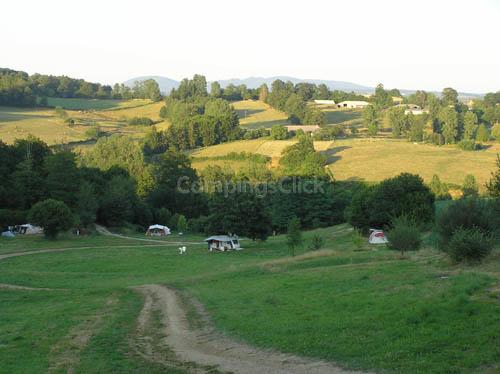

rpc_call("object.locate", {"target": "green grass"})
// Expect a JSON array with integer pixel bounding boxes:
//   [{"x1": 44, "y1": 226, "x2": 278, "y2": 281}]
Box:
[{"x1": 0, "y1": 225, "x2": 498, "y2": 373}]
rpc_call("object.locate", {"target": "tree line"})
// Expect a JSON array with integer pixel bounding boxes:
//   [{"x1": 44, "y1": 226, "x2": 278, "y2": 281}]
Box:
[
  {"x1": 0, "y1": 68, "x2": 162, "y2": 106},
  {"x1": 364, "y1": 85, "x2": 500, "y2": 146}
]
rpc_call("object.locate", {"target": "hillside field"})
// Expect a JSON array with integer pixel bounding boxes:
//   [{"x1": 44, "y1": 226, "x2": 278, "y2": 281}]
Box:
[
  {"x1": 232, "y1": 100, "x2": 290, "y2": 129},
  {"x1": 0, "y1": 100, "x2": 169, "y2": 145},
  {"x1": 190, "y1": 137, "x2": 499, "y2": 188},
  {"x1": 0, "y1": 225, "x2": 498, "y2": 373}
]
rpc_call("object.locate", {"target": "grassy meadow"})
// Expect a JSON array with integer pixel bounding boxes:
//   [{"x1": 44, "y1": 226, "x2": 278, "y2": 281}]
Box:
[
  {"x1": 190, "y1": 136, "x2": 499, "y2": 189},
  {"x1": 0, "y1": 100, "x2": 169, "y2": 146},
  {"x1": 232, "y1": 100, "x2": 290, "y2": 129},
  {"x1": 0, "y1": 225, "x2": 498, "y2": 373}
]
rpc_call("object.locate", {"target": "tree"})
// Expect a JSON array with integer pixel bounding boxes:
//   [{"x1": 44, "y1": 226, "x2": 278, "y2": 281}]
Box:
[
  {"x1": 284, "y1": 94, "x2": 307, "y2": 123},
  {"x1": 76, "y1": 182, "x2": 98, "y2": 227},
  {"x1": 210, "y1": 81, "x2": 222, "y2": 98},
  {"x1": 462, "y1": 174, "x2": 478, "y2": 197},
  {"x1": 270, "y1": 125, "x2": 288, "y2": 140},
  {"x1": 476, "y1": 124, "x2": 490, "y2": 142},
  {"x1": 441, "y1": 87, "x2": 458, "y2": 106},
  {"x1": 308, "y1": 234, "x2": 325, "y2": 251},
  {"x1": 462, "y1": 111, "x2": 478, "y2": 140},
  {"x1": 408, "y1": 113, "x2": 424, "y2": 142},
  {"x1": 207, "y1": 185, "x2": 272, "y2": 241},
  {"x1": 13, "y1": 157, "x2": 45, "y2": 209},
  {"x1": 279, "y1": 136, "x2": 327, "y2": 178},
  {"x1": 177, "y1": 214, "x2": 188, "y2": 233},
  {"x1": 386, "y1": 216, "x2": 422, "y2": 257},
  {"x1": 372, "y1": 83, "x2": 392, "y2": 109},
  {"x1": 363, "y1": 105, "x2": 378, "y2": 136},
  {"x1": 28, "y1": 199, "x2": 73, "y2": 239},
  {"x1": 286, "y1": 216, "x2": 302, "y2": 256},
  {"x1": 45, "y1": 151, "x2": 81, "y2": 208},
  {"x1": 258, "y1": 84, "x2": 269, "y2": 102},
  {"x1": 439, "y1": 107, "x2": 459, "y2": 143},
  {"x1": 348, "y1": 174, "x2": 435, "y2": 231},
  {"x1": 99, "y1": 175, "x2": 137, "y2": 226},
  {"x1": 486, "y1": 154, "x2": 500, "y2": 197},
  {"x1": 435, "y1": 198, "x2": 499, "y2": 253},
  {"x1": 386, "y1": 106, "x2": 407, "y2": 137}
]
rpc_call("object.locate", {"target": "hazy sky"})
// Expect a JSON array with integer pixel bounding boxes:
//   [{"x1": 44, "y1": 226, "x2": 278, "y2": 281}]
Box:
[{"x1": 2, "y1": 0, "x2": 499, "y2": 93}]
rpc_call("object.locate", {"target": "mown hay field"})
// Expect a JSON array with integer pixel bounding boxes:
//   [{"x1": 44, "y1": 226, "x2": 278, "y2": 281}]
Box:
[
  {"x1": 327, "y1": 138, "x2": 499, "y2": 187},
  {"x1": 0, "y1": 101, "x2": 168, "y2": 145},
  {"x1": 232, "y1": 100, "x2": 290, "y2": 129}
]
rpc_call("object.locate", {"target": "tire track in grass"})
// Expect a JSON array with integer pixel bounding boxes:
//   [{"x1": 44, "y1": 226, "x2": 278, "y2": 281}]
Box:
[{"x1": 133, "y1": 284, "x2": 367, "y2": 374}]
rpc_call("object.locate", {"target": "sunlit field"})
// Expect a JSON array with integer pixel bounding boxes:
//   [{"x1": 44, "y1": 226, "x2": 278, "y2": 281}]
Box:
[
  {"x1": 0, "y1": 100, "x2": 169, "y2": 145},
  {"x1": 233, "y1": 100, "x2": 290, "y2": 129}
]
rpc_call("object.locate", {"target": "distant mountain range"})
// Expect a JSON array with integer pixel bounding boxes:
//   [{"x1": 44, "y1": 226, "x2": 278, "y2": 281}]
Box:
[{"x1": 124, "y1": 75, "x2": 482, "y2": 98}]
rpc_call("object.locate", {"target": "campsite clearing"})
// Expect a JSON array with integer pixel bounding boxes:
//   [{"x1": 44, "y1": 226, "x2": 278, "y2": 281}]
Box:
[{"x1": 0, "y1": 225, "x2": 498, "y2": 373}]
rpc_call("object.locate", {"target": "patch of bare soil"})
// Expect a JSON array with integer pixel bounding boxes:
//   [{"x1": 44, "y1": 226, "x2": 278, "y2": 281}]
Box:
[{"x1": 134, "y1": 284, "x2": 366, "y2": 374}]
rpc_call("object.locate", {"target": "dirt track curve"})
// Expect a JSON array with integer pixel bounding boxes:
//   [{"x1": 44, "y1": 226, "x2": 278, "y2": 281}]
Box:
[{"x1": 135, "y1": 284, "x2": 366, "y2": 374}]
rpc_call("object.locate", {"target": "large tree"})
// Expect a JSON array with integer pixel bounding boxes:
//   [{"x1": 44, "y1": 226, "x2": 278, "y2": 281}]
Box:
[{"x1": 28, "y1": 199, "x2": 74, "y2": 239}]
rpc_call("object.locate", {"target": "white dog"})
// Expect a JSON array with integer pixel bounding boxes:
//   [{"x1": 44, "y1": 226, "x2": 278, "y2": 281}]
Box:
[{"x1": 178, "y1": 246, "x2": 187, "y2": 255}]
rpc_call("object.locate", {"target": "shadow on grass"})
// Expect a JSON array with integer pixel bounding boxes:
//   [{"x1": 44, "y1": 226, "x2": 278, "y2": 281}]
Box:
[{"x1": 321, "y1": 146, "x2": 351, "y2": 164}]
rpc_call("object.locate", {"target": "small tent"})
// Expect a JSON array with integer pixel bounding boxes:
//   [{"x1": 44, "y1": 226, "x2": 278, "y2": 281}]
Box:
[
  {"x1": 205, "y1": 235, "x2": 241, "y2": 251},
  {"x1": 146, "y1": 224, "x2": 171, "y2": 236},
  {"x1": 368, "y1": 229, "x2": 388, "y2": 244},
  {"x1": 18, "y1": 224, "x2": 43, "y2": 235}
]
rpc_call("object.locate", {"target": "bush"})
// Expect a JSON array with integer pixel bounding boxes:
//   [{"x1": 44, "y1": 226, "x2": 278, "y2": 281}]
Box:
[
  {"x1": 435, "y1": 198, "x2": 499, "y2": 251},
  {"x1": 458, "y1": 139, "x2": 480, "y2": 151},
  {"x1": 28, "y1": 199, "x2": 74, "y2": 239},
  {"x1": 308, "y1": 234, "x2": 325, "y2": 251},
  {"x1": 386, "y1": 216, "x2": 422, "y2": 256},
  {"x1": 127, "y1": 117, "x2": 154, "y2": 126},
  {"x1": 85, "y1": 125, "x2": 103, "y2": 140},
  {"x1": 313, "y1": 126, "x2": 344, "y2": 140},
  {"x1": 448, "y1": 227, "x2": 494, "y2": 263}
]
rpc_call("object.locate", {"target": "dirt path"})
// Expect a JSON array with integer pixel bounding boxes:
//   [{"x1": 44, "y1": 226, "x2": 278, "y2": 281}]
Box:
[
  {"x1": 135, "y1": 284, "x2": 366, "y2": 374},
  {"x1": 0, "y1": 283, "x2": 55, "y2": 291},
  {"x1": 95, "y1": 225, "x2": 201, "y2": 245}
]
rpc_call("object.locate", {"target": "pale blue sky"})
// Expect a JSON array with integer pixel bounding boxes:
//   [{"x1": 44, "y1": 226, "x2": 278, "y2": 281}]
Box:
[{"x1": 2, "y1": 0, "x2": 499, "y2": 92}]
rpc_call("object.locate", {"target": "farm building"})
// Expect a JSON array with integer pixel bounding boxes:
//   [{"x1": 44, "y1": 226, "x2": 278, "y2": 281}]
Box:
[
  {"x1": 313, "y1": 99, "x2": 336, "y2": 105},
  {"x1": 337, "y1": 100, "x2": 370, "y2": 109},
  {"x1": 285, "y1": 125, "x2": 321, "y2": 133},
  {"x1": 396, "y1": 104, "x2": 429, "y2": 115},
  {"x1": 205, "y1": 235, "x2": 241, "y2": 251}
]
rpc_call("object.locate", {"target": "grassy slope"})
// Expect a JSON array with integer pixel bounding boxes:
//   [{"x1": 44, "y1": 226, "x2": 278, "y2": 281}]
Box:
[
  {"x1": 0, "y1": 100, "x2": 168, "y2": 145},
  {"x1": 46, "y1": 98, "x2": 151, "y2": 111},
  {"x1": 328, "y1": 138, "x2": 500, "y2": 187},
  {"x1": 233, "y1": 100, "x2": 290, "y2": 129},
  {"x1": 190, "y1": 136, "x2": 499, "y2": 187},
  {"x1": 0, "y1": 226, "x2": 498, "y2": 373}
]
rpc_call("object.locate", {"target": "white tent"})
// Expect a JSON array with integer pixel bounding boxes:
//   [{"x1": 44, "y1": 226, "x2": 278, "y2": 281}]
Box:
[
  {"x1": 19, "y1": 224, "x2": 43, "y2": 235},
  {"x1": 146, "y1": 224, "x2": 171, "y2": 236},
  {"x1": 368, "y1": 229, "x2": 388, "y2": 244}
]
